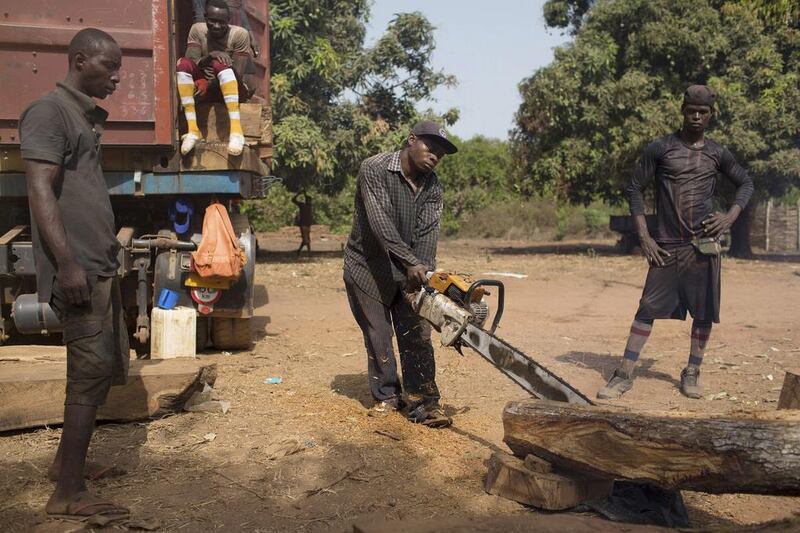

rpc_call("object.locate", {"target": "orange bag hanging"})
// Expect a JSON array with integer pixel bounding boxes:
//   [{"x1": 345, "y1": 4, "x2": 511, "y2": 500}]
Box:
[{"x1": 192, "y1": 203, "x2": 246, "y2": 279}]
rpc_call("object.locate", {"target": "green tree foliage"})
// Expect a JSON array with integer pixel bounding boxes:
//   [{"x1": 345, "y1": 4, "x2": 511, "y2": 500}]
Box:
[
  {"x1": 268, "y1": 1, "x2": 456, "y2": 193},
  {"x1": 514, "y1": 0, "x2": 800, "y2": 253},
  {"x1": 434, "y1": 136, "x2": 513, "y2": 235},
  {"x1": 543, "y1": 0, "x2": 594, "y2": 33}
]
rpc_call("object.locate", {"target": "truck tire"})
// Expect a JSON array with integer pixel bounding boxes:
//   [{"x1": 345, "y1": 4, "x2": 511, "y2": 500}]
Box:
[{"x1": 211, "y1": 317, "x2": 252, "y2": 350}]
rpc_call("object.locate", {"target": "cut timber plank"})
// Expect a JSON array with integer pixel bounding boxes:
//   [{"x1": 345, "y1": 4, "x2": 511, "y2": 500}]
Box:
[
  {"x1": 778, "y1": 370, "x2": 800, "y2": 409},
  {"x1": 503, "y1": 399, "x2": 800, "y2": 495},
  {"x1": 195, "y1": 103, "x2": 264, "y2": 144},
  {"x1": 351, "y1": 513, "x2": 672, "y2": 533},
  {"x1": 484, "y1": 451, "x2": 612, "y2": 510},
  {"x1": 0, "y1": 359, "x2": 216, "y2": 432},
  {"x1": 523, "y1": 453, "x2": 553, "y2": 474},
  {"x1": 180, "y1": 142, "x2": 269, "y2": 174}
]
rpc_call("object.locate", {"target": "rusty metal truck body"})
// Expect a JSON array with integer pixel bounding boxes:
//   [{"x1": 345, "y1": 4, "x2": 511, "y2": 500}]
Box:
[{"x1": 0, "y1": 0, "x2": 272, "y2": 352}]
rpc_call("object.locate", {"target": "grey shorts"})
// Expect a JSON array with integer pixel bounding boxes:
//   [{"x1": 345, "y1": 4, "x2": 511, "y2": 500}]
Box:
[
  {"x1": 635, "y1": 243, "x2": 721, "y2": 324},
  {"x1": 51, "y1": 275, "x2": 130, "y2": 407}
]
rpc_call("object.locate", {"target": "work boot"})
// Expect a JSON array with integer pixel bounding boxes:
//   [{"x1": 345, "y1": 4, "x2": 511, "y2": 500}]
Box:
[
  {"x1": 680, "y1": 366, "x2": 703, "y2": 399},
  {"x1": 596, "y1": 368, "x2": 634, "y2": 399}
]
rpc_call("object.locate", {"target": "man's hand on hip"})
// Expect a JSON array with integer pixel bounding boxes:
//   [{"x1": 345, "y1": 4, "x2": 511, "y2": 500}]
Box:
[
  {"x1": 702, "y1": 212, "x2": 735, "y2": 238},
  {"x1": 639, "y1": 234, "x2": 670, "y2": 267}
]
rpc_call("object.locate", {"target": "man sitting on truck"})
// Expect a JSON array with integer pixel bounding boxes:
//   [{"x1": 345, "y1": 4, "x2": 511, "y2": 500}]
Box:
[{"x1": 177, "y1": 0, "x2": 254, "y2": 156}]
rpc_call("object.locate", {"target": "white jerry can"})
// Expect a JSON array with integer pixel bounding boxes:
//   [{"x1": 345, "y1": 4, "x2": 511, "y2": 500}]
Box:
[{"x1": 150, "y1": 306, "x2": 197, "y2": 359}]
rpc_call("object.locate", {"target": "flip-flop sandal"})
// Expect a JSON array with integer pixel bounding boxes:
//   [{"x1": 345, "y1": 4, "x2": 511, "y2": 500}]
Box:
[
  {"x1": 421, "y1": 415, "x2": 452, "y2": 428},
  {"x1": 47, "y1": 462, "x2": 127, "y2": 482},
  {"x1": 85, "y1": 464, "x2": 127, "y2": 481},
  {"x1": 47, "y1": 495, "x2": 130, "y2": 522},
  {"x1": 420, "y1": 408, "x2": 453, "y2": 428}
]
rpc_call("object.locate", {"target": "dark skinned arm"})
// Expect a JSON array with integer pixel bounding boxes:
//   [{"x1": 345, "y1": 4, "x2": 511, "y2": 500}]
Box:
[
  {"x1": 627, "y1": 141, "x2": 671, "y2": 267},
  {"x1": 24, "y1": 160, "x2": 89, "y2": 305},
  {"x1": 633, "y1": 214, "x2": 670, "y2": 266},
  {"x1": 702, "y1": 148, "x2": 754, "y2": 238}
]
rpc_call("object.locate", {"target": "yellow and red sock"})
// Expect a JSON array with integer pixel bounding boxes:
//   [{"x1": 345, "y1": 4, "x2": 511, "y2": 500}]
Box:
[
  {"x1": 177, "y1": 71, "x2": 200, "y2": 137},
  {"x1": 217, "y1": 68, "x2": 243, "y2": 139}
]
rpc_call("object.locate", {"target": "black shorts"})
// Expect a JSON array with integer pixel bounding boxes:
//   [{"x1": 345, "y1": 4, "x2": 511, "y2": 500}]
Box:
[
  {"x1": 635, "y1": 243, "x2": 720, "y2": 323},
  {"x1": 51, "y1": 276, "x2": 129, "y2": 407}
]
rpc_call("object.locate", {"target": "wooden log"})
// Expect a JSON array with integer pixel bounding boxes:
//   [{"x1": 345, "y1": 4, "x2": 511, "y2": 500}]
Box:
[
  {"x1": 0, "y1": 359, "x2": 216, "y2": 432},
  {"x1": 778, "y1": 370, "x2": 800, "y2": 409},
  {"x1": 484, "y1": 451, "x2": 613, "y2": 510},
  {"x1": 503, "y1": 399, "x2": 800, "y2": 495}
]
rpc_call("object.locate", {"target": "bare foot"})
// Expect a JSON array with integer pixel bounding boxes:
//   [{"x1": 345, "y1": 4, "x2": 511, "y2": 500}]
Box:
[
  {"x1": 47, "y1": 461, "x2": 126, "y2": 482},
  {"x1": 45, "y1": 490, "x2": 129, "y2": 518}
]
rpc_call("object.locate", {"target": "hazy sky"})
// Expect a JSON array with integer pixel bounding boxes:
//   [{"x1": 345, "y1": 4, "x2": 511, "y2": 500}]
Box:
[{"x1": 365, "y1": 1, "x2": 570, "y2": 141}]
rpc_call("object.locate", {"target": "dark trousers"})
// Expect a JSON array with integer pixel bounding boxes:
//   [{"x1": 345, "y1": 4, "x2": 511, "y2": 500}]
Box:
[{"x1": 344, "y1": 273, "x2": 440, "y2": 405}]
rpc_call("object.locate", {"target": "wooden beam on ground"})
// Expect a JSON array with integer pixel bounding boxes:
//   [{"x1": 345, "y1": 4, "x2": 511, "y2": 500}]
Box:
[
  {"x1": 778, "y1": 370, "x2": 800, "y2": 409},
  {"x1": 0, "y1": 359, "x2": 216, "y2": 432},
  {"x1": 484, "y1": 451, "x2": 613, "y2": 510},
  {"x1": 503, "y1": 399, "x2": 800, "y2": 495}
]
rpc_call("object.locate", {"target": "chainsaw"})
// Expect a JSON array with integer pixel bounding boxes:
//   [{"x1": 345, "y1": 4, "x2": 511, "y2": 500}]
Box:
[{"x1": 412, "y1": 272, "x2": 592, "y2": 405}]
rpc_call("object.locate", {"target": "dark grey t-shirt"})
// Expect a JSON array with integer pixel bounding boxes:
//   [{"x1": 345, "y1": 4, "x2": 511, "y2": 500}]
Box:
[
  {"x1": 626, "y1": 133, "x2": 754, "y2": 244},
  {"x1": 19, "y1": 83, "x2": 120, "y2": 303}
]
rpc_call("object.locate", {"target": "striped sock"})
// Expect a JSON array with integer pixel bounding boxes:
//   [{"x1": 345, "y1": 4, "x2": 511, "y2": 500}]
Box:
[
  {"x1": 623, "y1": 320, "x2": 653, "y2": 362},
  {"x1": 217, "y1": 68, "x2": 243, "y2": 139},
  {"x1": 689, "y1": 321, "x2": 712, "y2": 367},
  {"x1": 177, "y1": 71, "x2": 200, "y2": 137}
]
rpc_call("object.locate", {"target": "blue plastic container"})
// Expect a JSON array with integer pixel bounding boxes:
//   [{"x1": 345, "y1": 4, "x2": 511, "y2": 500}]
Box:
[{"x1": 157, "y1": 288, "x2": 180, "y2": 310}]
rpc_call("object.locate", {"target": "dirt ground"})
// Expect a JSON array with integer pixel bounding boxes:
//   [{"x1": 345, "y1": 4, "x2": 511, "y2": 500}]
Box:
[{"x1": 2, "y1": 227, "x2": 800, "y2": 532}]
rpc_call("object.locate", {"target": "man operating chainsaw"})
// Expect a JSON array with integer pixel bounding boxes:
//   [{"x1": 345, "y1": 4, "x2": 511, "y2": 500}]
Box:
[{"x1": 343, "y1": 120, "x2": 458, "y2": 428}]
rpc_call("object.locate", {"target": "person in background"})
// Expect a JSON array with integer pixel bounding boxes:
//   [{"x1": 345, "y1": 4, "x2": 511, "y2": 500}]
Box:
[{"x1": 293, "y1": 190, "x2": 314, "y2": 254}]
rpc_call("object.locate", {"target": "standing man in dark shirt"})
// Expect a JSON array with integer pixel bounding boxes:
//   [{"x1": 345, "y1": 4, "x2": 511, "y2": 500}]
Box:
[
  {"x1": 598, "y1": 85, "x2": 754, "y2": 400},
  {"x1": 344, "y1": 121, "x2": 457, "y2": 427},
  {"x1": 20, "y1": 28, "x2": 129, "y2": 519}
]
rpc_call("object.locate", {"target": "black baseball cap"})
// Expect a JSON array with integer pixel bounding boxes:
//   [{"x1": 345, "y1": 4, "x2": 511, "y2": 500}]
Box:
[
  {"x1": 683, "y1": 84, "x2": 716, "y2": 108},
  {"x1": 411, "y1": 120, "x2": 458, "y2": 154}
]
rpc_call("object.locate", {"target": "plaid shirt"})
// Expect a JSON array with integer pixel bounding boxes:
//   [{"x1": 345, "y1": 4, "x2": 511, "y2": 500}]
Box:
[{"x1": 344, "y1": 151, "x2": 443, "y2": 304}]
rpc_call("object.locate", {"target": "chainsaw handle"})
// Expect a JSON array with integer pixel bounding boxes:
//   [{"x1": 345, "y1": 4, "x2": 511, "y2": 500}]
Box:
[{"x1": 466, "y1": 279, "x2": 505, "y2": 334}]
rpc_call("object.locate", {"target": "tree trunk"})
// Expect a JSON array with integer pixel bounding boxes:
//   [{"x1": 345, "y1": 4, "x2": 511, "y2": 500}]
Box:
[
  {"x1": 503, "y1": 399, "x2": 800, "y2": 495},
  {"x1": 728, "y1": 202, "x2": 753, "y2": 258}
]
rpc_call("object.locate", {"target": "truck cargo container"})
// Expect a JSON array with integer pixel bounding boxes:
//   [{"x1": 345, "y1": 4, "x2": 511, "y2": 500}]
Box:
[{"x1": 0, "y1": 0, "x2": 272, "y2": 353}]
